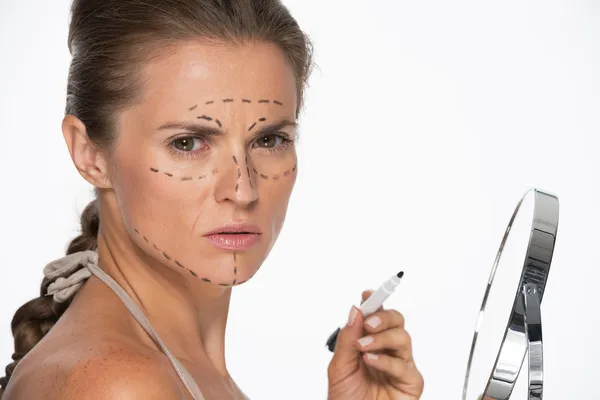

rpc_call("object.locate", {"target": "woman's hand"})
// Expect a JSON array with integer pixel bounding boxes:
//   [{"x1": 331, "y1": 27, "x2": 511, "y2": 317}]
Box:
[{"x1": 327, "y1": 291, "x2": 424, "y2": 400}]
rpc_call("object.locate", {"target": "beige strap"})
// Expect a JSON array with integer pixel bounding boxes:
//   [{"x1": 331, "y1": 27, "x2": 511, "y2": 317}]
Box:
[{"x1": 43, "y1": 251, "x2": 205, "y2": 399}]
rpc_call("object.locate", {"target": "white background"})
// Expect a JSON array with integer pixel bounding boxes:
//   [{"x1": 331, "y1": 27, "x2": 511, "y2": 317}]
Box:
[{"x1": 1, "y1": 0, "x2": 599, "y2": 399}]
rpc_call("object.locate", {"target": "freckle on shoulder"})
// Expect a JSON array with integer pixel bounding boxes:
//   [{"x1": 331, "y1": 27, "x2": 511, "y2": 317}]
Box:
[{"x1": 9, "y1": 341, "x2": 183, "y2": 400}]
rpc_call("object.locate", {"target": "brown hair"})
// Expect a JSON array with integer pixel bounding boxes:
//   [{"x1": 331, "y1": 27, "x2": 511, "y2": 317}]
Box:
[{"x1": 0, "y1": 0, "x2": 312, "y2": 395}]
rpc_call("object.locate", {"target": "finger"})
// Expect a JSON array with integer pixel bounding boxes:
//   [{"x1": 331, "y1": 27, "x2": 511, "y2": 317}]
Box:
[
  {"x1": 363, "y1": 309, "x2": 405, "y2": 334},
  {"x1": 361, "y1": 290, "x2": 383, "y2": 312},
  {"x1": 356, "y1": 327, "x2": 413, "y2": 361},
  {"x1": 327, "y1": 306, "x2": 365, "y2": 382},
  {"x1": 363, "y1": 353, "x2": 424, "y2": 391}
]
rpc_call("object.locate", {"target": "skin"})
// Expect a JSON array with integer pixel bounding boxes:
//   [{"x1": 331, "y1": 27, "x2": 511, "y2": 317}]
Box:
[{"x1": 6, "y1": 41, "x2": 424, "y2": 399}]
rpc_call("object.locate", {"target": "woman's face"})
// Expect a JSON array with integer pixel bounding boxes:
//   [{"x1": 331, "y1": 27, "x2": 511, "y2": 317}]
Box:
[{"x1": 108, "y1": 40, "x2": 298, "y2": 287}]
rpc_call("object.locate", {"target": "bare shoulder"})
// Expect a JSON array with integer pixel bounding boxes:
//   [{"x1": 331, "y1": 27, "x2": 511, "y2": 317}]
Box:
[{"x1": 6, "y1": 337, "x2": 185, "y2": 400}]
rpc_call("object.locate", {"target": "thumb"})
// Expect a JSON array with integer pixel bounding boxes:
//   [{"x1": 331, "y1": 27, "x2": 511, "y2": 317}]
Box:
[{"x1": 328, "y1": 306, "x2": 364, "y2": 373}]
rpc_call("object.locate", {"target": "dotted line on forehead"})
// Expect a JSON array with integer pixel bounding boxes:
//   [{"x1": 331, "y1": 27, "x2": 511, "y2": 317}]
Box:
[{"x1": 189, "y1": 98, "x2": 284, "y2": 110}]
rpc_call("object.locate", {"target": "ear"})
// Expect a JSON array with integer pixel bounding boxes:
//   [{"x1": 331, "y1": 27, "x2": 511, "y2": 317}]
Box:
[{"x1": 62, "y1": 115, "x2": 112, "y2": 189}]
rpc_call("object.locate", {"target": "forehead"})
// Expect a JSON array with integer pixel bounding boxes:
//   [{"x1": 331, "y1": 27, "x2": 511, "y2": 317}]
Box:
[{"x1": 137, "y1": 40, "x2": 298, "y2": 115}]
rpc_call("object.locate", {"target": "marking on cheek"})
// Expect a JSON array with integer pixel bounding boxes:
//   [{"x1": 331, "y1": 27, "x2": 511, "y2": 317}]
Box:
[
  {"x1": 205, "y1": 100, "x2": 214, "y2": 105},
  {"x1": 253, "y1": 168, "x2": 258, "y2": 174},
  {"x1": 260, "y1": 173, "x2": 269, "y2": 180},
  {"x1": 223, "y1": 98, "x2": 234, "y2": 103},
  {"x1": 181, "y1": 176, "x2": 193, "y2": 181},
  {"x1": 197, "y1": 115, "x2": 213, "y2": 122},
  {"x1": 136, "y1": 227, "x2": 220, "y2": 284},
  {"x1": 273, "y1": 100, "x2": 283, "y2": 106},
  {"x1": 258, "y1": 99, "x2": 269, "y2": 104},
  {"x1": 292, "y1": 164, "x2": 297, "y2": 172},
  {"x1": 218, "y1": 283, "x2": 230, "y2": 287},
  {"x1": 258, "y1": 117, "x2": 266, "y2": 122},
  {"x1": 242, "y1": 99, "x2": 251, "y2": 103},
  {"x1": 237, "y1": 169, "x2": 242, "y2": 179},
  {"x1": 150, "y1": 168, "x2": 159, "y2": 173},
  {"x1": 215, "y1": 119, "x2": 222, "y2": 128},
  {"x1": 189, "y1": 104, "x2": 198, "y2": 111},
  {"x1": 164, "y1": 172, "x2": 173, "y2": 177},
  {"x1": 248, "y1": 122, "x2": 257, "y2": 131},
  {"x1": 235, "y1": 183, "x2": 239, "y2": 192},
  {"x1": 233, "y1": 252, "x2": 237, "y2": 262},
  {"x1": 232, "y1": 155, "x2": 238, "y2": 165}
]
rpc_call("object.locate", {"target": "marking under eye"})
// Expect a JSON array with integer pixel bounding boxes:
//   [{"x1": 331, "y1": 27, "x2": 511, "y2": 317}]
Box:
[
  {"x1": 215, "y1": 119, "x2": 222, "y2": 128},
  {"x1": 260, "y1": 174, "x2": 268, "y2": 179},
  {"x1": 248, "y1": 122, "x2": 257, "y2": 131},
  {"x1": 233, "y1": 155, "x2": 238, "y2": 165},
  {"x1": 205, "y1": 100, "x2": 214, "y2": 105},
  {"x1": 258, "y1": 117, "x2": 266, "y2": 122},
  {"x1": 189, "y1": 104, "x2": 198, "y2": 111},
  {"x1": 242, "y1": 99, "x2": 251, "y2": 103},
  {"x1": 175, "y1": 260, "x2": 184, "y2": 268},
  {"x1": 164, "y1": 172, "x2": 173, "y2": 177},
  {"x1": 258, "y1": 100, "x2": 269, "y2": 103},
  {"x1": 190, "y1": 270, "x2": 198, "y2": 277},
  {"x1": 198, "y1": 115, "x2": 212, "y2": 121},
  {"x1": 202, "y1": 277, "x2": 211, "y2": 282},
  {"x1": 223, "y1": 98, "x2": 234, "y2": 103},
  {"x1": 273, "y1": 100, "x2": 283, "y2": 106},
  {"x1": 163, "y1": 252, "x2": 171, "y2": 260},
  {"x1": 150, "y1": 168, "x2": 159, "y2": 172},
  {"x1": 181, "y1": 176, "x2": 193, "y2": 181}
]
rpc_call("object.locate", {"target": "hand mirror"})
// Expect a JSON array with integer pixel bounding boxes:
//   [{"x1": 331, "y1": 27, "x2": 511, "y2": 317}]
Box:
[{"x1": 462, "y1": 189, "x2": 559, "y2": 400}]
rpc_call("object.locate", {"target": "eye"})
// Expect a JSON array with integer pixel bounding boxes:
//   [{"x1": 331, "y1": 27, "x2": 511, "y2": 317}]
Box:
[
  {"x1": 255, "y1": 134, "x2": 284, "y2": 149},
  {"x1": 171, "y1": 136, "x2": 205, "y2": 152}
]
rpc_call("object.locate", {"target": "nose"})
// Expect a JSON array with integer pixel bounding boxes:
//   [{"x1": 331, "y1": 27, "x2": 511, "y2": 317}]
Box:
[{"x1": 214, "y1": 152, "x2": 258, "y2": 207}]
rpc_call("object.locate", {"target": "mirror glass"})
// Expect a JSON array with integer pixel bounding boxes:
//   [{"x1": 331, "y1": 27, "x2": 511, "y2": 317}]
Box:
[{"x1": 464, "y1": 193, "x2": 536, "y2": 400}]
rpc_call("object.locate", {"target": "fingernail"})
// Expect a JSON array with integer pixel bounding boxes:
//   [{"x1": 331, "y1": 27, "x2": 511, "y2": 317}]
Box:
[
  {"x1": 358, "y1": 336, "x2": 374, "y2": 347},
  {"x1": 347, "y1": 307, "x2": 358, "y2": 326},
  {"x1": 366, "y1": 316, "x2": 381, "y2": 329},
  {"x1": 366, "y1": 353, "x2": 379, "y2": 360}
]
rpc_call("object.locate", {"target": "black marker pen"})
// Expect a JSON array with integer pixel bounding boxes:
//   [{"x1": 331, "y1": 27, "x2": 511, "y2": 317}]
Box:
[{"x1": 325, "y1": 271, "x2": 404, "y2": 352}]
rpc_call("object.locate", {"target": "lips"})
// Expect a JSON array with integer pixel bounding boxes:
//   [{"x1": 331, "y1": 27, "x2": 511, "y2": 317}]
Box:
[{"x1": 204, "y1": 224, "x2": 261, "y2": 250}]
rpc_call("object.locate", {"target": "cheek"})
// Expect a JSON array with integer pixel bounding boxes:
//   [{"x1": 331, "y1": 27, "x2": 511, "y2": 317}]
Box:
[
  {"x1": 113, "y1": 159, "x2": 211, "y2": 239},
  {"x1": 258, "y1": 167, "x2": 297, "y2": 236}
]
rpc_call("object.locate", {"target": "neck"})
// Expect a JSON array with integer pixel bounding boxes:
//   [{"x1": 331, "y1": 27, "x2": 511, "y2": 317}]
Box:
[{"x1": 94, "y1": 207, "x2": 233, "y2": 377}]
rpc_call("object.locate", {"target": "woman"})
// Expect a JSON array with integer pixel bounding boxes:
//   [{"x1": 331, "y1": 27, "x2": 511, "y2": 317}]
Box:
[{"x1": 0, "y1": 1, "x2": 424, "y2": 399}]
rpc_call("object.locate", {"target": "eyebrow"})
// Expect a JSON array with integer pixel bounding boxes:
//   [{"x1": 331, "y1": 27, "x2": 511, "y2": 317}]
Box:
[{"x1": 157, "y1": 119, "x2": 297, "y2": 136}]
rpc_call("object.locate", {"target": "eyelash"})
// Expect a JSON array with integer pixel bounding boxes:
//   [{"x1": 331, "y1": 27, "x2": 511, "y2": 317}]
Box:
[{"x1": 166, "y1": 133, "x2": 295, "y2": 159}]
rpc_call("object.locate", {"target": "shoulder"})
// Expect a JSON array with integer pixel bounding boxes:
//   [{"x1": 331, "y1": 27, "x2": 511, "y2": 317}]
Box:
[{"x1": 7, "y1": 339, "x2": 184, "y2": 400}]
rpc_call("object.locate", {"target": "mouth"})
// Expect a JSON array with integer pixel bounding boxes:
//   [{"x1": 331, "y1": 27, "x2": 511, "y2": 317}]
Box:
[{"x1": 204, "y1": 224, "x2": 262, "y2": 250}]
